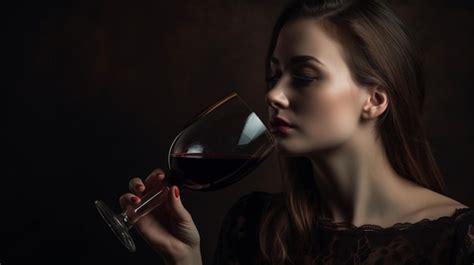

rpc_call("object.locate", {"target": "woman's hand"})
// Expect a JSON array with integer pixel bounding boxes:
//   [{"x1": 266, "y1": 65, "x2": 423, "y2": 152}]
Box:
[{"x1": 119, "y1": 168, "x2": 202, "y2": 265}]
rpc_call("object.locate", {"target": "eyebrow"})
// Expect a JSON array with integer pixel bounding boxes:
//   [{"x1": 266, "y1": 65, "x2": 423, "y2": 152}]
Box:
[{"x1": 270, "y1": 55, "x2": 326, "y2": 67}]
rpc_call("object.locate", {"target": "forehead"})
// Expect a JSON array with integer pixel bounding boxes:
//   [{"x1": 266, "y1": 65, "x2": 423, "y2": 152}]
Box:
[{"x1": 272, "y1": 18, "x2": 346, "y2": 67}]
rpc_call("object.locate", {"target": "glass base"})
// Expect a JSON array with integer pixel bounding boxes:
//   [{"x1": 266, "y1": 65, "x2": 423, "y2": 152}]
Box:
[{"x1": 95, "y1": 200, "x2": 136, "y2": 252}]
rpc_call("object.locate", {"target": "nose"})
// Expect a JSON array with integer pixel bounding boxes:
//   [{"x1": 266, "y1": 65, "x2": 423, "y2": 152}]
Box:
[{"x1": 266, "y1": 84, "x2": 290, "y2": 110}]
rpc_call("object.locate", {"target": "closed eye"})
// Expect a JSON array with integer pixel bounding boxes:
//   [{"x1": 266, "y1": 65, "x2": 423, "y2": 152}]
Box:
[
  {"x1": 292, "y1": 74, "x2": 316, "y2": 82},
  {"x1": 291, "y1": 74, "x2": 317, "y2": 87},
  {"x1": 265, "y1": 74, "x2": 318, "y2": 90}
]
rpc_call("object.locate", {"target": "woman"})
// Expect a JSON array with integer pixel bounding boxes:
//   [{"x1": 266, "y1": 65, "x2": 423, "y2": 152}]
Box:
[{"x1": 119, "y1": 0, "x2": 474, "y2": 264}]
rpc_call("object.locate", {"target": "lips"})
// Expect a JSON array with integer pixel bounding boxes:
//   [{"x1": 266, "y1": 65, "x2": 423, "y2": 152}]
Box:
[
  {"x1": 269, "y1": 117, "x2": 296, "y2": 134},
  {"x1": 270, "y1": 116, "x2": 294, "y2": 127}
]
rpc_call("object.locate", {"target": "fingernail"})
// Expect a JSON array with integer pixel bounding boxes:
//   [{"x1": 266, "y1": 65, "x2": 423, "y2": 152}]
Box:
[
  {"x1": 135, "y1": 184, "x2": 144, "y2": 192},
  {"x1": 174, "y1": 186, "x2": 180, "y2": 199},
  {"x1": 131, "y1": 196, "x2": 140, "y2": 204}
]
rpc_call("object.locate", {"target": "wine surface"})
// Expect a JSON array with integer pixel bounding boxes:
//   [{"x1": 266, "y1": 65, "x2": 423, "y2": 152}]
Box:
[{"x1": 169, "y1": 152, "x2": 262, "y2": 191}]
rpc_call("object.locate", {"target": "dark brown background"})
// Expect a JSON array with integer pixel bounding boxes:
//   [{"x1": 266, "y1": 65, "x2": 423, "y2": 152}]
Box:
[{"x1": 6, "y1": 0, "x2": 474, "y2": 264}]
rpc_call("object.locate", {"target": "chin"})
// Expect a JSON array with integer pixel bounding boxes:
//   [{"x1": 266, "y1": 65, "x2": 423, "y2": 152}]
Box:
[
  {"x1": 276, "y1": 138, "x2": 341, "y2": 157},
  {"x1": 275, "y1": 141, "x2": 313, "y2": 157}
]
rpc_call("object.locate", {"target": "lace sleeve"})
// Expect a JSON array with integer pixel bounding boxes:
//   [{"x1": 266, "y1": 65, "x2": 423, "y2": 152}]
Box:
[
  {"x1": 211, "y1": 191, "x2": 272, "y2": 265},
  {"x1": 452, "y1": 208, "x2": 474, "y2": 265}
]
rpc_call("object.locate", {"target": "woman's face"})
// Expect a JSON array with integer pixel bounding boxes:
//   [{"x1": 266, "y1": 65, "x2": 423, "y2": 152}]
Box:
[{"x1": 266, "y1": 18, "x2": 368, "y2": 156}]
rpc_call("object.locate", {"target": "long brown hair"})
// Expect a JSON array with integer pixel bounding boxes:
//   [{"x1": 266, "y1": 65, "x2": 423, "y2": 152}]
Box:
[{"x1": 258, "y1": 0, "x2": 445, "y2": 264}]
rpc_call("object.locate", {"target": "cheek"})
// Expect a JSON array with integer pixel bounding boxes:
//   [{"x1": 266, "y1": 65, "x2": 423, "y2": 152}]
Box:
[{"x1": 302, "y1": 88, "x2": 359, "y2": 145}]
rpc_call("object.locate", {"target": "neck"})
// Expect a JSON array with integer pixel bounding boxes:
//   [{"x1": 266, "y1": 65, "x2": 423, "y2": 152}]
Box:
[{"x1": 306, "y1": 127, "x2": 418, "y2": 226}]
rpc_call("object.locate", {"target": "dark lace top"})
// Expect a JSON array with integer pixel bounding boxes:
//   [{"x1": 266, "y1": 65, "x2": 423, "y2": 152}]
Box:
[{"x1": 212, "y1": 191, "x2": 474, "y2": 265}]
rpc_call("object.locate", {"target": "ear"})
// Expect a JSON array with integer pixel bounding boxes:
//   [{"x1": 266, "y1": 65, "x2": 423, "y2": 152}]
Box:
[{"x1": 361, "y1": 86, "x2": 388, "y2": 120}]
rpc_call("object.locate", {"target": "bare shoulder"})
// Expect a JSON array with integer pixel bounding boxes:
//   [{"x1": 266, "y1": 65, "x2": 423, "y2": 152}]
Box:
[{"x1": 409, "y1": 188, "x2": 469, "y2": 221}]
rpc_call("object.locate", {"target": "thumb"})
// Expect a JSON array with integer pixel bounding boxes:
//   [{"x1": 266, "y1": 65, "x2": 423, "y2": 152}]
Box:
[{"x1": 168, "y1": 186, "x2": 192, "y2": 223}]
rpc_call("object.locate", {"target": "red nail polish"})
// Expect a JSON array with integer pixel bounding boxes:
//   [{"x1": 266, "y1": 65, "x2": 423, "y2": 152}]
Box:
[
  {"x1": 131, "y1": 196, "x2": 140, "y2": 203},
  {"x1": 135, "y1": 184, "x2": 144, "y2": 191},
  {"x1": 174, "y1": 186, "x2": 180, "y2": 198}
]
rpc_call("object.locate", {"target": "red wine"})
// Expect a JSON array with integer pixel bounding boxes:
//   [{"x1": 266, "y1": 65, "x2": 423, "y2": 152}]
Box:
[{"x1": 169, "y1": 152, "x2": 263, "y2": 191}]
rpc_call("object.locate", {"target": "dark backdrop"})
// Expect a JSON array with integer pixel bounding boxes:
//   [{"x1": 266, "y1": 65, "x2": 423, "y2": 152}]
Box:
[{"x1": 6, "y1": 0, "x2": 474, "y2": 264}]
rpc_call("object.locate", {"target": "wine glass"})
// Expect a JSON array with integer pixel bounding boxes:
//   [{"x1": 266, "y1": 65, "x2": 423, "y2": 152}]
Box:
[{"x1": 94, "y1": 91, "x2": 276, "y2": 252}]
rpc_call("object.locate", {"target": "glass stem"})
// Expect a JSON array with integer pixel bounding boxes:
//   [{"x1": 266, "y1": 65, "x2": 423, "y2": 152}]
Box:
[{"x1": 120, "y1": 179, "x2": 173, "y2": 229}]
